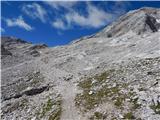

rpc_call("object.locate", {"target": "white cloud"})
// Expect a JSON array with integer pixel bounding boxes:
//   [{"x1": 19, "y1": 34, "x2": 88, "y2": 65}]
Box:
[
  {"x1": 5, "y1": 16, "x2": 33, "y2": 31},
  {"x1": 1, "y1": 28, "x2": 5, "y2": 33},
  {"x1": 52, "y1": 19, "x2": 67, "y2": 30},
  {"x1": 22, "y1": 3, "x2": 47, "y2": 23},
  {"x1": 45, "y1": 1, "x2": 77, "y2": 10},
  {"x1": 65, "y1": 3, "x2": 115, "y2": 28},
  {"x1": 111, "y1": 1, "x2": 131, "y2": 15},
  {"x1": 51, "y1": 3, "x2": 116, "y2": 30},
  {"x1": 47, "y1": 2, "x2": 128, "y2": 30}
]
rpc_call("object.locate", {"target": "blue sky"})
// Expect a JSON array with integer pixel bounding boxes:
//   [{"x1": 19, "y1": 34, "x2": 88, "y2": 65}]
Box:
[{"x1": 1, "y1": 1, "x2": 160, "y2": 47}]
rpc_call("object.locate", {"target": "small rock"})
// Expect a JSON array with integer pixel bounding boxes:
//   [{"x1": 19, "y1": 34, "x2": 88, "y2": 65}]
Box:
[
  {"x1": 92, "y1": 80, "x2": 97, "y2": 84},
  {"x1": 107, "y1": 76, "x2": 110, "y2": 79},
  {"x1": 31, "y1": 117, "x2": 36, "y2": 120},
  {"x1": 102, "y1": 83, "x2": 106, "y2": 86},
  {"x1": 94, "y1": 104, "x2": 98, "y2": 107},
  {"x1": 27, "y1": 108, "x2": 31, "y2": 113},
  {"x1": 119, "y1": 114, "x2": 124, "y2": 119},
  {"x1": 126, "y1": 98, "x2": 130, "y2": 102},
  {"x1": 89, "y1": 91, "x2": 93, "y2": 95},
  {"x1": 63, "y1": 74, "x2": 73, "y2": 81},
  {"x1": 113, "y1": 83, "x2": 117, "y2": 87},
  {"x1": 147, "y1": 71, "x2": 153, "y2": 75}
]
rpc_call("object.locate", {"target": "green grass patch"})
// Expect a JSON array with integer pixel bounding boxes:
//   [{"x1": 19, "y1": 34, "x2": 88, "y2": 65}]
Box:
[
  {"x1": 90, "y1": 112, "x2": 105, "y2": 120},
  {"x1": 76, "y1": 69, "x2": 141, "y2": 115},
  {"x1": 150, "y1": 102, "x2": 160, "y2": 114},
  {"x1": 76, "y1": 70, "x2": 117, "y2": 110},
  {"x1": 78, "y1": 78, "x2": 92, "y2": 89},
  {"x1": 131, "y1": 97, "x2": 141, "y2": 109},
  {"x1": 48, "y1": 108, "x2": 62, "y2": 120},
  {"x1": 123, "y1": 112, "x2": 135, "y2": 119},
  {"x1": 114, "y1": 97, "x2": 124, "y2": 107},
  {"x1": 40, "y1": 98, "x2": 53, "y2": 117},
  {"x1": 37, "y1": 97, "x2": 62, "y2": 119},
  {"x1": 96, "y1": 69, "x2": 114, "y2": 81},
  {"x1": 75, "y1": 83, "x2": 120, "y2": 110}
]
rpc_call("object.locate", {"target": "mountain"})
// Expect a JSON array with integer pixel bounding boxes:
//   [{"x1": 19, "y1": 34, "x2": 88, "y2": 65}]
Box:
[
  {"x1": 1, "y1": 7, "x2": 160, "y2": 120},
  {"x1": 95, "y1": 7, "x2": 160, "y2": 38},
  {"x1": 1, "y1": 36, "x2": 47, "y2": 68}
]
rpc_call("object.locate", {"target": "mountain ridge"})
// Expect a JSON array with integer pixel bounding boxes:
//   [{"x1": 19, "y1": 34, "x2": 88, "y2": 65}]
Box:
[
  {"x1": 95, "y1": 7, "x2": 160, "y2": 38},
  {"x1": 71, "y1": 7, "x2": 160, "y2": 44}
]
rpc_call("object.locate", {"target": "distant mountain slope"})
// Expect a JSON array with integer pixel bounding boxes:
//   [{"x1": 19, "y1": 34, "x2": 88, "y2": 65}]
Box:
[
  {"x1": 1, "y1": 36, "x2": 47, "y2": 68},
  {"x1": 95, "y1": 7, "x2": 160, "y2": 38}
]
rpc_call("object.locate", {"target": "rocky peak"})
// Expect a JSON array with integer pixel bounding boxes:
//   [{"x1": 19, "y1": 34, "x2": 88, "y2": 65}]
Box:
[
  {"x1": 1, "y1": 36, "x2": 48, "y2": 68},
  {"x1": 1, "y1": 36, "x2": 47, "y2": 52},
  {"x1": 95, "y1": 7, "x2": 160, "y2": 38},
  {"x1": 1, "y1": 36, "x2": 30, "y2": 46},
  {"x1": 145, "y1": 13, "x2": 160, "y2": 32}
]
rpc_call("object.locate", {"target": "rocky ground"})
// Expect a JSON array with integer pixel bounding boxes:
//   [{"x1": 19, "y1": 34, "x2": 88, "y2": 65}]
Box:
[{"x1": 1, "y1": 7, "x2": 160, "y2": 120}]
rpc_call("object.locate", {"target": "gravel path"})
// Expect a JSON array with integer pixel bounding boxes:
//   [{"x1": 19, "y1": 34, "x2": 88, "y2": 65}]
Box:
[{"x1": 55, "y1": 79, "x2": 85, "y2": 120}]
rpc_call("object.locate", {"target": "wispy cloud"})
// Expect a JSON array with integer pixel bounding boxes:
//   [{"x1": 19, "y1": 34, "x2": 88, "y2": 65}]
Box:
[
  {"x1": 5, "y1": 16, "x2": 33, "y2": 31},
  {"x1": 111, "y1": 1, "x2": 131, "y2": 15},
  {"x1": 22, "y1": 3, "x2": 47, "y2": 23},
  {"x1": 1, "y1": 27, "x2": 5, "y2": 33},
  {"x1": 19, "y1": 1, "x2": 129, "y2": 31},
  {"x1": 45, "y1": 1, "x2": 77, "y2": 10},
  {"x1": 65, "y1": 3, "x2": 115, "y2": 28},
  {"x1": 52, "y1": 19, "x2": 67, "y2": 30},
  {"x1": 49, "y1": 2, "x2": 118, "y2": 30}
]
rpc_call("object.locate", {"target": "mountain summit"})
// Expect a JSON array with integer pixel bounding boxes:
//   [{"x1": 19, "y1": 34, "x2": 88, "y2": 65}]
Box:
[
  {"x1": 1, "y1": 7, "x2": 160, "y2": 120},
  {"x1": 95, "y1": 7, "x2": 160, "y2": 38}
]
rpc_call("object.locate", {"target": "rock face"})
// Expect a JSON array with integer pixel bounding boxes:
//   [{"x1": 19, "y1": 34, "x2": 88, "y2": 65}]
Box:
[
  {"x1": 1, "y1": 45, "x2": 12, "y2": 56},
  {"x1": 1, "y1": 7, "x2": 160, "y2": 120},
  {"x1": 95, "y1": 7, "x2": 160, "y2": 38}
]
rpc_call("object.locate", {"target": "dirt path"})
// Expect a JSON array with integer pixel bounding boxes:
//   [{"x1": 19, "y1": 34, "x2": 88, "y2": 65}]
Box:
[
  {"x1": 56, "y1": 79, "x2": 85, "y2": 120},
  {"x1": 40, "y1": 61, "x2": 85, "y2": 120}
]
